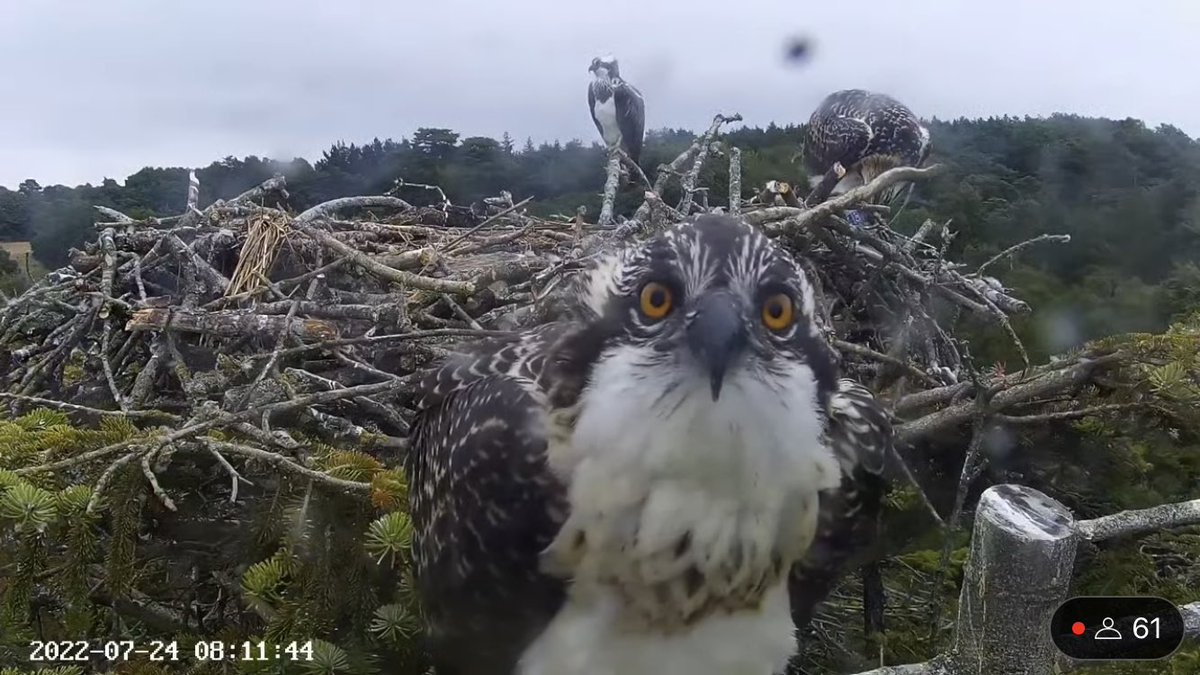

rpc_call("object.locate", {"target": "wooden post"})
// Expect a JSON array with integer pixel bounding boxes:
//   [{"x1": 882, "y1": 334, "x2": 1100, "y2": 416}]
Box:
[
  {"x1": 845, "y1": 489, "x2": 1200, "y2": 675},
  {"x1": 948, "y1": 484, "x2": 1078, "y2": 674}
]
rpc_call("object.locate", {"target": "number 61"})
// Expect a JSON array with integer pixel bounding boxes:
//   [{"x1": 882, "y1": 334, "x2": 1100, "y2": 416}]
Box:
[{"x1": 1133, "y1": 617, "x2": 1160, "y2": 639}]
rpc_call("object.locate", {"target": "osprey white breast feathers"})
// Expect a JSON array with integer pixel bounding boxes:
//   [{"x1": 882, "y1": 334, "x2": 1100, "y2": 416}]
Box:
[{"x1": 405, "y1": 214, "x2": 892, "y2": 675}]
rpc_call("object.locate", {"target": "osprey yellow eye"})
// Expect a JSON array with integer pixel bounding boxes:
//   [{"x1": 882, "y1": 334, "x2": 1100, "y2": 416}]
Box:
[
  {"x1": 761, "y1": 293, "x2": 794, "y2": 331},
  {"x1": 639, "y1": 282, "x2": 673, "y2": 319}
]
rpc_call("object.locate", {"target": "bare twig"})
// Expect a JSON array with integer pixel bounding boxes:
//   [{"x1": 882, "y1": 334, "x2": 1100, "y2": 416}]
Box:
[
  {"x1": 198, "y1": 439, "x2": 370, "y2": 496},
  {"x1": 140, "y1": 449, "x2": 177, "y2": 512},
  {"x1": 678, "y1": 141, "x2": 714, "y2": 216},
  {"x1": 300, "y1": 226, "x2": 475, "y2": 295},
  {"x1": 207, "y1": 445, "x2": 254, "y2": 503},
  {"x1": 0, "y1": 393, "x2": 178, "y2": 421},
  {"x1": 295, "y1": 196, "x2": 414, "y2": 223},
  {"x1": 1076, "y1": 498, "x2": 1200, "y2": 541},
  {"x1": 619, "y1": 148, "x2": 652, "y2": 189},
  {"x1": 442, "y1": 195, "x2": 535, "y2": 252},
  {"x1": 834, "y1": 339, "x2": 941, "y2": 388},
  {"x1": 747, "y1": 165, "x2": 944, "y2": 228},
  {"x1": 976, "y1": 233, "x2": 1072, "y2": 277},
  {"x1": 254, "y1": 294, "x2": 301, "y2": 384},
  {"x1": 995, "y1": 403, "x2": 1141, "y2": 424},
  {"x1": 652, "y1": 113, "x2": 742, "y2": 196}
]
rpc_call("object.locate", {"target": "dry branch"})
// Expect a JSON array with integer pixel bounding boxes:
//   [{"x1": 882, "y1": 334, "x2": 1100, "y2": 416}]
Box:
[
  {"x1": 126, "y1": 307, "x2": 340, "y2": 341},
  {"x1": 653, "y1": 113, "x2": 742, "y2": 195},
  {"x1": 895, "y1": 353, "x2": 1125, "y2": 443},
  {"x1": 618, "y1": 112, "x2": 743, "y2": 230},
  {"x1": 301, "y1": 225, "x2": 475, "y2": 295},
  {"x1": 295, "y1": 195, "x2": 414, "y2": 223},
  {"x1": 598, "y1": 151, "x2": 622, "y2": 226},
  {"x1": 745, "y1": 165, "x2": 942, "y2": 228},
  {"x1": 1076, "y1": 498, "x2": 1200, "y2": 541}
]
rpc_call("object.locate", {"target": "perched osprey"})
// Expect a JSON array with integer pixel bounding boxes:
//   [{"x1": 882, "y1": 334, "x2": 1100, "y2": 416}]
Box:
[
  {"x1": 405, "y1": 214, "x2": 890, "y2": 675},
  {"x1": 588, "y1": 55, "x2": 645, "y2": 166},
  {"x1": 801, "y1": 89, "x2": 931, "y2": 208}
]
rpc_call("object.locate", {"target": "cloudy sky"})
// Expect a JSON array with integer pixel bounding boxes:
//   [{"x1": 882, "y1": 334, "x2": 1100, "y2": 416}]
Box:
[{"x1": 2, "y1": 0, "x2": 1197, "y2": 188}]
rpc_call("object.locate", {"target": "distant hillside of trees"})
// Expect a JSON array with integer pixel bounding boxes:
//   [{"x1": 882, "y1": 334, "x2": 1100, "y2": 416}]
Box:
[{"x1": 2, "y1": 114, "x2": 1199, "y2": 365}]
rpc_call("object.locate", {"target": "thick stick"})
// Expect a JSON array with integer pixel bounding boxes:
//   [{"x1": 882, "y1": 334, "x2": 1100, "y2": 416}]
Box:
[
  {"x1": 126, "y1": 307, "x2": 339, "y2": 341},
  {"x1": 300, "y1": 226, "x2": 475, "y2": 295}
]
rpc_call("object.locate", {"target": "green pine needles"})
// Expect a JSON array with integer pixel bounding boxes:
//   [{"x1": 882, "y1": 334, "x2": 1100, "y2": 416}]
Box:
[{"x1": 0, "y1": 409, "x2": 425, "y2": 675}]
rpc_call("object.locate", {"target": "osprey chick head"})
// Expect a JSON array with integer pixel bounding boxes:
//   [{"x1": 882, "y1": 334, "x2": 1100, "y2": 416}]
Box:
[
  {"x1": 551, "y1": 214, "x2": 845, "y2": 624},
  {"x1": 588, "y1": 54, "x2": 619, "y2": 81},
  {"x1": 578, "y1": 214, "x2": 836, "y2": 407}
]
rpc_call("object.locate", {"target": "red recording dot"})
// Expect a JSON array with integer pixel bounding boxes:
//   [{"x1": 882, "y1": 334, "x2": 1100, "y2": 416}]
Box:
[{"x1": 1071, "y1": 621, "x2": 1086, "y2": 636}]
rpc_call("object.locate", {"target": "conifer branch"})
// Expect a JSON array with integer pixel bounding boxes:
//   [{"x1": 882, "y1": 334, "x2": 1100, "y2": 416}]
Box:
[{"x1": 975, "y1": 233, "x2": 1072, "y2": 277}]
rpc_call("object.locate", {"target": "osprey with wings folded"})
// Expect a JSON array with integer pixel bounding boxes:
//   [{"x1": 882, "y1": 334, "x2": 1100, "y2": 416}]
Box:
[{"x1": 404, "y1": 214, "x2": 892, "y2": 675}]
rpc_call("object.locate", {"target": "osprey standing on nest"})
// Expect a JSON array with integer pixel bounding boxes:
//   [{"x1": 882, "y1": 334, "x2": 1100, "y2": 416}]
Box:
[
  {"x1": 800, "y1": 89, "x2": 931, "y2": 210},
  {"x1": 405, "y1": 214, "x2": 891, "y2": 675},
  {"x1": 588, "y1": 55, "x2": 645, "y2": 172}
]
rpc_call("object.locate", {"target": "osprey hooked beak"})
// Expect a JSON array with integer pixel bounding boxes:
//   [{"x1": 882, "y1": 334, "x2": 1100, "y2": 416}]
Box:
[
  {"x1": 686, "y1": 291, "x2": 747, "y2": 401},
  {"x1": 589, "y1": 56, "x2": 616, "y2": 79}
]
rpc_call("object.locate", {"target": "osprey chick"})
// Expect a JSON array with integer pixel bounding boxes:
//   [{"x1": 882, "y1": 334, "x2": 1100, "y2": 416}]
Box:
[
  {"x1": 801, "y1": 89, "x2": 931, "y2": 207},
  {"x1": 405, "y1": 214, "x2": 890, "y2": 675},
  {"x1": 588, "y1": 54, "x2": 645, "y2": 166}
]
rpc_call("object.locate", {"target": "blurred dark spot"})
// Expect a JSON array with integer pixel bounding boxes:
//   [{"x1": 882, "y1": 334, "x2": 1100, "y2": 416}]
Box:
[
  {"x1": 846, "y1": 209, "x2": 870, "y2": 229},
  {"x1": 784, "y1": 36, "x2": 814, "y2": 64}
]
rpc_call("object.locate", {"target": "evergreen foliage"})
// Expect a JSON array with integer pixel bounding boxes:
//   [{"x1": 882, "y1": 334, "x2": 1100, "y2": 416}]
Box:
[{"x1": 0, "y1": 409, "x2": 421, "y2": 673}]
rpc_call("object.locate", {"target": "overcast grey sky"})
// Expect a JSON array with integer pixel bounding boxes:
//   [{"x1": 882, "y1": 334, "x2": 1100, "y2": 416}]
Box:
[{"x1": 2, "y1": 0, "x2": 1197, "y2": 188}]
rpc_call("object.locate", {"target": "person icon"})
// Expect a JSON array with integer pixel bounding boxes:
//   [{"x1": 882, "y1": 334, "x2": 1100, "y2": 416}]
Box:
[{"x1": 1094, "y1": 617, "x2": 1123, "y2": 640}]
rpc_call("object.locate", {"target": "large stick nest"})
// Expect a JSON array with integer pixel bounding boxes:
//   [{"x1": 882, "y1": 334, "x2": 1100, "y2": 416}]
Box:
[{"x1": 0, "y1": 113, "x2": 1168, "y2": 660}]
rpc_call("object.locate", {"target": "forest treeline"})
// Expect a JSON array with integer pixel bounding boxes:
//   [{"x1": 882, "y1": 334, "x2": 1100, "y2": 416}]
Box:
[{"x1": 2, "y1": 114, "x2": 1200, "y2": 364}]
